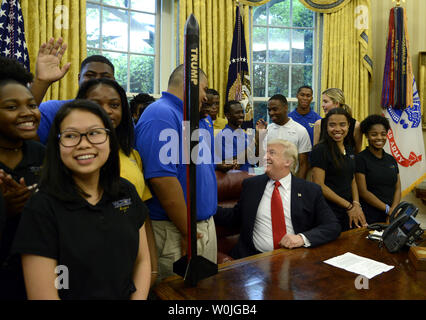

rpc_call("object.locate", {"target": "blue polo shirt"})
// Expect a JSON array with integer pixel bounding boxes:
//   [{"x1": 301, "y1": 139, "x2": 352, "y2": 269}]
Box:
[
  {"x1": 214, "y1": 124, "x2": 251, "y2": 171},
  {"x1": 135, "y1": 92, "x2": 217, "y2": 221},
  {"x1": 37, "y1": 99, "x2": 73, "y2": 144},
  {"x1": 288, "y1": 109, "x2": 321, "y2": 145},
  {"x1": 199, "y1": 114, "x2": 215, "y2": 162}
]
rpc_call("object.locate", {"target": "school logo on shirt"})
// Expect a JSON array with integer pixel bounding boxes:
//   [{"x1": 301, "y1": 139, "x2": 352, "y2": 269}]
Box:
[
  {"x1": 112, "y1": 198, "x2": 132, "y2": 214},
  {"x1": 204, "y1": 118, "x2": 212, "y2": 127},
  {"x1": 287, "y1": 130, "x2": 297, "y2": 136},
  {"x1": 29, "y1": 166, "x2": 42, "y2": 176}
]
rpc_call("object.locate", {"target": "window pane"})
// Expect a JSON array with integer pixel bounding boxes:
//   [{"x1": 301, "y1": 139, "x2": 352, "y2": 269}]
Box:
[
  {"x1": 86, "y1": 4, "x2": 100, "y2": 49},
  {"x1": 131, "y1": 0, "x2": 156, "y2": 13},
  {"x1": 253, "y1": 101, "x2": 268, "y2": 125},
  {"x1": 268, "y1": 64, "x2": 289, "y2": 96},
  {"x1": 292, "y1": 0, "x2": 314, "y2": 28},
  {"x1": 268, "y1": 0, "x2": 290, "y2": 26},
  {"x1": 87, "y1": 48, "x2": 100, "y2": 57},
  {"x1": 130, "y1": 55, "x2": 154, "y2": 93},
  {"x1": 292, "y1": 29, "x2": 313, "y2": 63},
  {"x1": 268, "y1": 28, "x2": 290, "y2": 63},
  {"x1": 102, "y1": 8, "x2": 128, "y2": 52},
  {"x1": 253, "y1": 64, "x2": 266, "y2": 97},
  {"x1": 86, "y1": 2, "x2": 159, "y2": 94},
  {"x1": 291, "y1": 65, "x2": 312, "y2": 97},
  {"x1": 253, "y1": 27, "x2": 266, "y2": 62},
  {"x1": 103, "y1": 51, "x2": 128, "y2": 91},
  {"x1": 253, "y1": 5, "x2": 267, "y2": 25},
  {"x1": 130, "y1": 12, "x2": 155, "y2": 54},
  {"x1": 288, "y1": 101, "x2": 298, "y2": 113},
  {"x1": 102, "y1": 0, "x2": 128, "y2": 8},
  {"x1": 251, "y1": 0, "x2": 315, "y2": 100}
]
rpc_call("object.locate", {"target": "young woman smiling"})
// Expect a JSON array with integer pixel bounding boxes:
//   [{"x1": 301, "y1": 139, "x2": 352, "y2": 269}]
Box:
[
  {"x1": 355, "y1": 115, "x2": 401, "y2": 224},
  {"x1": 311, "y1": 108, "x2": 367, "y2": 232},
  {"x1": 0, "y1": 57, "x2": 45, "y2": 300},
  {"x1": 12, "y1": 100, "x2": 151, "y2": 299},
  {"x1": 76, "y1": 78, "x2": 158, "y2": 287}
]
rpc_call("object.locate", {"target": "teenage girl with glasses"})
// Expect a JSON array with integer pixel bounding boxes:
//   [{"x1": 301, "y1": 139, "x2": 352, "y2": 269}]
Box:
[
  {"x1": 12, "y1": 100, "x2": 151, "y2": 299},
  {"x1": 76, "y1": 78, "x2": 158, "y2": 287}
]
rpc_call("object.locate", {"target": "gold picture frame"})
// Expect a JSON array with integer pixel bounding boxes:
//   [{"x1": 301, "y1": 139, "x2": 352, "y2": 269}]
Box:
[{"x1": 419, "y1": 51, "x2": 426, "y2": 128}]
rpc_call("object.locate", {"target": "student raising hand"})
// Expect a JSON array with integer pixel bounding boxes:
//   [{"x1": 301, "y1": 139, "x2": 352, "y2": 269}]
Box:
[{"x1": 31, "y1": 37, "x2": 71, "y2": 105}]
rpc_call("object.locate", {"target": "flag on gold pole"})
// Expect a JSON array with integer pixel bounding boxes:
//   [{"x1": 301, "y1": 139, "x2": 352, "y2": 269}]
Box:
[
  {"x1": 381, "y1": 6, "x2": 426, "y2": 197},
  {"x1": 226, "y1": 5, "x2": 253, "y2": 130}
]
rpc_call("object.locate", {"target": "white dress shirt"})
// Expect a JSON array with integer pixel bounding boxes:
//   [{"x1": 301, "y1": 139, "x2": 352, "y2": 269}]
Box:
[{"x1": 252, "y1": 174, "x2": 310, "y2": 252}]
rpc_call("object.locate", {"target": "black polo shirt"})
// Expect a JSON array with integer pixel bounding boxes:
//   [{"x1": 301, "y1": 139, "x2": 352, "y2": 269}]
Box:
[
  {"x1": 355, "y1": 148, "x2": 399, "y2": 223},
  {"x1": 0, "y1": 140, "x2": 45, "y2": 186},
  {"x1": 12, "y1": 178, "x2": 148, "y2": 300},
  {"x1": 355, "y1": 148, "x2": 398, "y2": 204},
  {"x1": 0, "y1": 140, "x2": 45, "y2": 265},
  {"x1": 311, "y1": 142, "x2": 356, "y2": 202},
  {"x1": 311, "y1": 143, "x2": 356, "y2": 231},
  {"x1": 0, "y1": 140, "x2": 45, "y2": 299}
]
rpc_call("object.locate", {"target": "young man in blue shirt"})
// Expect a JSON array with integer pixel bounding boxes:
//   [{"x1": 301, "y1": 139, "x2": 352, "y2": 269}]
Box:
[
  {"x1": 288, "y1": 86, "x2": 321, "y2": 146},
  {"x1": 204, "y1": 88, "x2": 228, "y2": 131},
  {"x1": 135, "y1": 65, "x2": 218, "y2": 280},
  {"x1": 215, "y1": 100, "x2": 252, "y2": 172},
  {"x1": 30, "y1": 38, "x2": 115, "y2": 144}
]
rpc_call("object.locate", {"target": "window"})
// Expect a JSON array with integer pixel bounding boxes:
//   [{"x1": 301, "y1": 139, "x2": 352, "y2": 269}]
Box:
[
  {"x1": 86, "y1": 0, "x2": 158, "y2": 94},
  {"x1": 251, "y1": 0, "x2": 315, "y2": 123}
]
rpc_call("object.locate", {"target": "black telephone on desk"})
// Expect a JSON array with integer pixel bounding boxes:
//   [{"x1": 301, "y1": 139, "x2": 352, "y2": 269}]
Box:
[{"x1": 368, "y1": 202, "x2": 424, "y2": 253}]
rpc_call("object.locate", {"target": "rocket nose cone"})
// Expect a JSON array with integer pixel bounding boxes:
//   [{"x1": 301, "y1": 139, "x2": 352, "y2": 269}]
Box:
[{"x1": 185, "y1": 14, "x2": 199, "y2": 34}]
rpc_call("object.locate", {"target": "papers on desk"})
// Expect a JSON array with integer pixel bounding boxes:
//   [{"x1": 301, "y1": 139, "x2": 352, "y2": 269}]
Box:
[{"x1": 324, "y1": 252, "x2": 394, "y2": 279}]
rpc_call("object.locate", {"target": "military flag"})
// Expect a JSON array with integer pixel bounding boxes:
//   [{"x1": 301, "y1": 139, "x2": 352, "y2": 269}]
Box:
[{"x1": 381, "y1": 6, "x2": 425, "y2": 196}]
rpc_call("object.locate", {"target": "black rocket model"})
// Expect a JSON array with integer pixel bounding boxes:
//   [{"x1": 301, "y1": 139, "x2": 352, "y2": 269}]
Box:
[{"x1": 173, "y1": 14, "x2": 218, "y2": 286}]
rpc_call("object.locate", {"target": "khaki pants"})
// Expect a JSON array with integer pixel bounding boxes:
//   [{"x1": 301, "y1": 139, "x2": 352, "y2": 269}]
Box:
[{"x1": 152, "y1": 216, "x2": 217, "y2": 281}]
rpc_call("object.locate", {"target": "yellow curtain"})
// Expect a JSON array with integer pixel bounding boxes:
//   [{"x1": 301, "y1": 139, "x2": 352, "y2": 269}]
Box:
[
  {"x1": 239, "y1": 0, "x2": 271, "y2": 6},
  {"x1": 20, "y1": 0, "x2": 86, "y2": 101},
  {"x1": 177, "y1": 0, "x2": 251, "y2": 118},
  {"x1": 302, "y1": 0, "x2": 372, "y2": 125}
]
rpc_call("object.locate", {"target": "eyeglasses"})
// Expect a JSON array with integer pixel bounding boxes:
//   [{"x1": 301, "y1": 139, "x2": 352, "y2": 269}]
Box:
[{"x1": 58, "y1": 128, "x2": 110, "y2": 147}]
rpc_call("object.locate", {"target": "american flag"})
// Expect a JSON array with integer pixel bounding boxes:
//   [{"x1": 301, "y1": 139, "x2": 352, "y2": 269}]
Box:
[
  {"x1": 0, "y1": 0, "x2": 30, "y2": 70},
  {"x1": 226, "y1": 5, "x2": 253, "y2": 130}
]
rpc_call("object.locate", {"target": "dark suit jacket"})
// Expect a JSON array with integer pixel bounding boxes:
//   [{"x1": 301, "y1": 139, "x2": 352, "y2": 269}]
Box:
[{"x1": 215, "y1": 174, "x2": 341, "y2": 259}]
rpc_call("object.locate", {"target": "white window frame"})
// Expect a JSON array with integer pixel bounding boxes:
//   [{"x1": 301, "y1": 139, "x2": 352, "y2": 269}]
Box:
[
  {"x1": 86, "y1": 0, "x2": 174, "y2": 97},
  {"x1": 250, "y1": 1, "x2": 317, "y2": 120}
]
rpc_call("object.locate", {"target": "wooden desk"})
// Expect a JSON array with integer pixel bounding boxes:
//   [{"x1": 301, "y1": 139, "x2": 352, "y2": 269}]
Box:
[{"x1": 154, "y1": 228, "x2": 426, "y2": 300}]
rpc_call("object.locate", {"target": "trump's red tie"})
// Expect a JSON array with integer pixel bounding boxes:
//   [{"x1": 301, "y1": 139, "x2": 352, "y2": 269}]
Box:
[{"x1": 271, "y1": 181, "x2": 286, "y2": 249}]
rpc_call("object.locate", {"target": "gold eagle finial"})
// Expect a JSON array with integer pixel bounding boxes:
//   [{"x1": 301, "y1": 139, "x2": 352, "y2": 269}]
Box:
[{"x1": 393, "y1": 0, "x2": 406, "y2": 7}]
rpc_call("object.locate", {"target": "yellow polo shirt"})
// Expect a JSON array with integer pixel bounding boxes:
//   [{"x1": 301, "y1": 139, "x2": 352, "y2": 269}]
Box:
[
  {"x1": 213, "y1": 117, "x2": 228, "y2": 131},
  {"x1": 119, "y1": 149, "x2": 152, "y2": 201}
]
